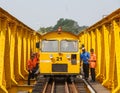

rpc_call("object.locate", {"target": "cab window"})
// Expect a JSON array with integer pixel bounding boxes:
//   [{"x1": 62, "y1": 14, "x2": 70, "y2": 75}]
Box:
[
  {"x1": 42, "y1": 40, "x2": 58, "y2": 52},
  {"x1": 60, "y1": 40, "x2": 78, "y2": 52}
]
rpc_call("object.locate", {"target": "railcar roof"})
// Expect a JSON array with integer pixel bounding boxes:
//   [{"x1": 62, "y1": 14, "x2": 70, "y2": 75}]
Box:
[{"x1": 41, "y1": 31, "x2": 78, "y2": 40}]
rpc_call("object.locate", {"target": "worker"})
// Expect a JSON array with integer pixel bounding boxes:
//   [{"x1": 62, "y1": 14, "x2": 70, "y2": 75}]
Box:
[
  {"x1": 89, "y1": 48, "x2": 96, "y2": 82},
  {"x1": 33, "y1": 52, "x2": 40, "y2": 80},
  {"x1": 57, "y1": 26, "x2": 62, "y2": 34},
  {"x1": 80, "y1": 47, "x2": 90, "y2": 80},
  {"x1": 80, "y1": 44, "x2": 85, "y2": 49},
  {"x1": 33, "y1": 53, "x2": 38, "y2": 68},
  {"x1": 27, "y1": 54, "x2": 34, "y2": 85}
]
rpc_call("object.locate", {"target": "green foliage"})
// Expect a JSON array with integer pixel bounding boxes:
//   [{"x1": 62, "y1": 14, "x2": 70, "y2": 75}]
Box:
[
  {"x1": 37, "y1": 18, "x2": 88, "y2": 35},
  {"x1": 38, "y1": 26, "x2": 53, "y2": 35}
]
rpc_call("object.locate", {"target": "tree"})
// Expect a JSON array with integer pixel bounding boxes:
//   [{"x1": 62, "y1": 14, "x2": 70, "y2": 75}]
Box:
[
  {"x1": 38, "y1": 26, "x2": 53, "y2": 35},
  {"x1": 37, "y1": 18, "x2": 88, "y2": 35}
]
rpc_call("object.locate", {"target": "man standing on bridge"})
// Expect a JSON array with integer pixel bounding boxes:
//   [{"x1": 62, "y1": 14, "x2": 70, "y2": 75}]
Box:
[
  {"x1": 27, "y1": 54, "x2": 34, "y2": 85},
  {"x1": 80, "y1": 47, "x2": 90, "y2": 80},
  {"x1": 89, "y1": 48, "x2": 96, "y2": 82}
]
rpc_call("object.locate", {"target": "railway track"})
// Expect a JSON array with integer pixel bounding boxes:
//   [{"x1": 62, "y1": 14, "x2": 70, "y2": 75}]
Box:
[{"x1": 32, "y1": 76, "x2": 96, "y2": 93}]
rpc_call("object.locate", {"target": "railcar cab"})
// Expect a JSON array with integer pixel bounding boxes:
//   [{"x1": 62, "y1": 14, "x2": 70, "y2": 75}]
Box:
[{"x1": 36, "y1": 29, "x2": 80, "y2": 78}]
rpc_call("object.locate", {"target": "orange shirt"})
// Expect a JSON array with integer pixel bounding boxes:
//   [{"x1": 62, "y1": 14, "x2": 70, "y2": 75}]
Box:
[
  {"x1": 27, "y1": 59, "x2": 34, "y2": 70},
  {"x1": 33, "y1": 57, "x2": 38, "y2": 68},
  {"x1": 89, "y1": 53, "x2": 96, "y2": 68}
]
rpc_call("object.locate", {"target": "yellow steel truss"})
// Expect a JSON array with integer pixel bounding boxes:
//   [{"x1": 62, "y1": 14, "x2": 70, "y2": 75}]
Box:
[
  {"x1": 0, "y1": 7, "x2": 41, "y2": 93},
  {"x1": 78, "y1": 8, "x2": 120, "y2": 93}
]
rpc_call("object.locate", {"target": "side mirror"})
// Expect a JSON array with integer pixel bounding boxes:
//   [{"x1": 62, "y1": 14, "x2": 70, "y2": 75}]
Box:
[{"x1": 36, "y1": 42, "x2": 40, "y2": 48}]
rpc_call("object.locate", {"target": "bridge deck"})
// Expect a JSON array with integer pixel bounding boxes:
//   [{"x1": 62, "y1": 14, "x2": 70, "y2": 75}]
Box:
[{"x1": 89, "y1": 81, "x2": 110, "y2": 93}]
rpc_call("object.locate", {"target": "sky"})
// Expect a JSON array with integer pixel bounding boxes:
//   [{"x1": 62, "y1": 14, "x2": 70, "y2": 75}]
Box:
[{"x1": 0, "y1": 0, "x2": 120, "y2": 30}]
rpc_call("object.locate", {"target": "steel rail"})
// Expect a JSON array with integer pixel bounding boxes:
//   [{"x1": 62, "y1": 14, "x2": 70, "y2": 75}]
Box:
[
  {"x1": 71, "y1": 82, "x2": 78, "y2": 93},
  {"x1": 83, "y1": 79, "x2": 96, "y2": 93},
  {"x1": 42, "y1": 82, "x2": 48, "y2": 93},
  {"x1": 65, "y1": 81, "x2": 69, "y2": 93},
  {"x1": 51, "y1": 81, "x2": 55, "y2": 93}
]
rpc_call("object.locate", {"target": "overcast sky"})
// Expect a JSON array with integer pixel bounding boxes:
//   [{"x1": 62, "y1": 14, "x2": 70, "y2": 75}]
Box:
[{"x1": 0, "y1": 0, "x2": 120, "y2": 30}]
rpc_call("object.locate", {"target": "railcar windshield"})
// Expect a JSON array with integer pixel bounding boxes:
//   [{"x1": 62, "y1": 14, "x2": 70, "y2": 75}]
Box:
[
  {"x1": 42, "y1": 40, "x2": 58, "y2": 52},
  {"x1": 60, "y1": 40, "x2": 78, "y2": 52}
]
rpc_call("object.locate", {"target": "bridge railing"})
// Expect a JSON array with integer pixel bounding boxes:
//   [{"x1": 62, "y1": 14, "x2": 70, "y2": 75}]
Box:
[
  {"x1": 78, "y1": 8, "x2": 120, "y2": 93},
  {"x1": 0, "y1": 7, "x2": 41, "y2": 93}
]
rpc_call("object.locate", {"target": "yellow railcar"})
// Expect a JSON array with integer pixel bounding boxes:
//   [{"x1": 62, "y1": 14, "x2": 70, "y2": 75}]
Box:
[{"x1": 37, "y1": 30, "x2": 80, "y2": 77}]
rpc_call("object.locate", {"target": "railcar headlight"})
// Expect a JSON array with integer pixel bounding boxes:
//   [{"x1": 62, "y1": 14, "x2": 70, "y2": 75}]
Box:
[
  {"x1": 66, "y1": 54, "x2": 70, "y2": 59},
  {"x1": 50, "y1": 54, "x2": 53, "y2": 59}
]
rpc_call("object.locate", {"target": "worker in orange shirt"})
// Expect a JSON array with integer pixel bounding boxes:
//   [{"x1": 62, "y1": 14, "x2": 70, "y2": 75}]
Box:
[
  {"x1": 33, "y1": 53, "x2": 40, "y2": 80},
  {"x1": 89, "y1": 48, "x2": 96, "y2": 82},
  {"x1": 32, "y1": 53, "x2": 40, "y2": 79},
  {"x1": 33, "y1": 53, "x2": 39, "y2": 69},
  {"x1": 33, "y1": 53, "x2": 37, "y2": 68},
  {"x1": 27, "y1": 54, "x2": 34, "y2": 85},
  {"x1": 35, "y1": 52, "x2": 39, "y2": 68}
]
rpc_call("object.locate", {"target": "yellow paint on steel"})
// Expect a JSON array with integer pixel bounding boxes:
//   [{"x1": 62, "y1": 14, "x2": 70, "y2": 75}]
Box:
[
  {"x1": 78, "y1": 8, "x2": 120, "y2": 92},
  {"x1": 0, "y1": 7, "x2": 41, "y2": 93},
  {"x1": 0, "y1": 6, "x2": 120, "y2": 93},
  {"x1": 95, "y1": 28, "x2": 101, "y2": 81},
  {"x1": 0, "y1": 15, "x2": 8, "y2": 93},
  {"x1": 9, "y1": 23, "x2": 18, "y2": 86},
  {"x1": 91, "y1": 30, "x2": 96, "y2": 52},
  {"x1": 101, "y1": 25, "x2": 110, "y2": 87},
  {"x1": 87, "y1": 32, "x2": 91, "y2": 52},
  {"x1": 40, "y1": 31, "x2": 80, "y2": 75},
  {"x1": 112, "y1": 20, "x2": 120, "y2": 93},
  {"x1": 84, "y1": 32, "x2": 88, "y2": 50}
]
